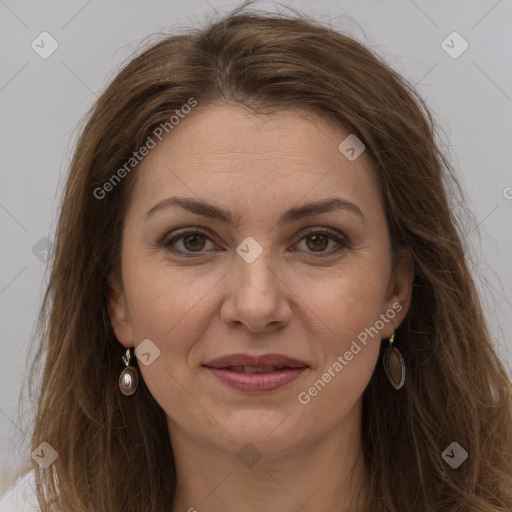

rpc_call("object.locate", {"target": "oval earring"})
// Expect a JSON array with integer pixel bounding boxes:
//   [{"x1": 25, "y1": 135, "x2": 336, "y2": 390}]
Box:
[
  {"x1": 119, "y1": 347, "x2": 139, "y2": 396},
  {"x1": 382, "y1": 322, "x2": 406, "y2": 390}
]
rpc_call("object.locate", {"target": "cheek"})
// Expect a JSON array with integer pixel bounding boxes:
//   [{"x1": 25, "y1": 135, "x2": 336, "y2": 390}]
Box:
[
  {"x1": 293, "y1": 272, "x2": 387, "y2": 427},
  {"x1": 298, "y1": 258, "x2": 390, "y2": 393},
  {"x1": 121, "y1": 250, "x2": 220, "y2": 340},
  {"x1": 304, "y1": 257, "x2": 391, "y2": 346}
]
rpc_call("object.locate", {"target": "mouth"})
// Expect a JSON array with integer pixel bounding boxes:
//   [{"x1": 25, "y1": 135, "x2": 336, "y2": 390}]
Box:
[
  {"x1": 214, "y1": 365, "x2": 300, "y2": 373},
  {"x1": 202, "y1": 354, "x2": 310, "y2": 392},
  {"x1": 203, "y1": 353, "x2": 308, "y2": 369}
]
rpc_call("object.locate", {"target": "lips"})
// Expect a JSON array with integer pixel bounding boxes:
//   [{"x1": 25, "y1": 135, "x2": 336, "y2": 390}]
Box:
[
  {"x1": 224, "y1": 365, "x2": 288, "y2": 373},
  {"x1": 203, "y1": 353, "x2": 309, "y2": 392},
  {"x1": 203, "y1": 353, "x2": 308, "y2": 371}
]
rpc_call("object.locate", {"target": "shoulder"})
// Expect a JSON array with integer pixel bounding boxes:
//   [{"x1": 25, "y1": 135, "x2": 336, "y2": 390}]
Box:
[{"x1": 0, "y1": 470, "x2": 39, "y2": 511}]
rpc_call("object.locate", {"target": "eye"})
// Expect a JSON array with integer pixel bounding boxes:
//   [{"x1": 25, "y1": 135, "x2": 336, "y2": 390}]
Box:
[
  {"x1": 161, "y1": 229, "x2": 216, "y2": 257},
  {"x1": 292, "y1": 228, "x2": 350, "y2": 257},
  {"x1": 160, "y1": 227, "x2": 350, "y2": 258}
]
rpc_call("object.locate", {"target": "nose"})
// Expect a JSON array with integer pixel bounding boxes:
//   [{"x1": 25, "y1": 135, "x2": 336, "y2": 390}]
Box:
[{"x1": 219, "y1": 246, "x2": 292, "y2": 333}]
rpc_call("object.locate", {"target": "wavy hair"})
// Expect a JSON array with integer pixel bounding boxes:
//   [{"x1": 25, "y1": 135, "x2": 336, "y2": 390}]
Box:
[{"x1": 16, "y1": 4, "x2": 512, "y2": 511}]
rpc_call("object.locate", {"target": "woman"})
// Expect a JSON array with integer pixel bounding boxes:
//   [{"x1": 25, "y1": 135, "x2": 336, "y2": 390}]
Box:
[{"x1": 2, "y1": 5, "x2": 511, "y2": 512}]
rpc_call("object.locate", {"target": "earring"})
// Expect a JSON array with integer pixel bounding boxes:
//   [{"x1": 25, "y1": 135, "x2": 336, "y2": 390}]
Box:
[
  {"x1": 382, "y1": 321, "x2": 406, "y2": 390},
  {"x1": 119, "y1": 347, "x2": 139, "y2": 396}
]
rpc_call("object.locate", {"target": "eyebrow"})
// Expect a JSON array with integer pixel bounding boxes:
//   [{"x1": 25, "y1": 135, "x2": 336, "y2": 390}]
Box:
[{"x1": 145, "y1": 196, "x2": 364, "y2": 226}]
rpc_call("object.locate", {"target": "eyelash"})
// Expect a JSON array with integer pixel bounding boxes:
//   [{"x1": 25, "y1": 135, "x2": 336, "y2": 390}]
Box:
[{"x1": 160, "y1": 227, "x2": 350, "y2": 258}]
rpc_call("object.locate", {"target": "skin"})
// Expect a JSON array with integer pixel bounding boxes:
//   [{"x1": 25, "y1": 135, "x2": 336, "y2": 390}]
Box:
[{"x1": 108, "y1": 104, "x2": 414, "y2": 512}]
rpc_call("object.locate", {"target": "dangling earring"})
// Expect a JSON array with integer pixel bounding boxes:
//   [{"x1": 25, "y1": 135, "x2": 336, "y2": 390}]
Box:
[
  {"x1": 382, "y1": 321, "x2": 406, "y2": 390},
  {"x1": 119, "y1": 347, "x2": 139, "y2": 396}
]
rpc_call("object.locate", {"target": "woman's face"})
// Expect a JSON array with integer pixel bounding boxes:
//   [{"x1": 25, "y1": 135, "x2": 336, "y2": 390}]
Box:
[{"x1": 108, "y1": 104, "x2": 413, "y2": 459}]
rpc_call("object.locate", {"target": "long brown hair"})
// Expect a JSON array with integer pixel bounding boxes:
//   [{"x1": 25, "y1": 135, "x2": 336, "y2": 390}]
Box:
[{"x1": 17, "y1": 4, "x2": 512, "y2": 511}]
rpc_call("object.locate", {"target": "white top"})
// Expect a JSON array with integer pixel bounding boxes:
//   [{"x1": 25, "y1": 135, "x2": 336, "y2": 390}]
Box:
[{"x1": 0, "y1": 471, "x2": 39, "y2": 511}]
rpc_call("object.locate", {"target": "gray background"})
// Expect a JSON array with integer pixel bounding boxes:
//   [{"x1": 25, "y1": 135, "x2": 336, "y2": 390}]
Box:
[{"x1": 1, "y1": 0, "x2": 511, "y2": 487}]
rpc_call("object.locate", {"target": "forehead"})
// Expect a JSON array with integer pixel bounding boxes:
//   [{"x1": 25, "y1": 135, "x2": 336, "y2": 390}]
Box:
[{"x1": 126, "y1": 104, "x2": 383, "y2": 223}]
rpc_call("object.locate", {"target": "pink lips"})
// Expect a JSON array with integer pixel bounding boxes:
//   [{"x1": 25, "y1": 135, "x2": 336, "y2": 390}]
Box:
[{"x1": 203, "y1": 353, "x2": 309, "y2": 392}]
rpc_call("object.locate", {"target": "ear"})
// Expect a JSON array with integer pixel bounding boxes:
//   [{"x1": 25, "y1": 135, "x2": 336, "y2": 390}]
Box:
[
  {"x1": 107, "y1": 271, "x2": 134, "y2": 349},
  {"x1": 382, "y1": 246, "x2": 415, "y2": 337}
]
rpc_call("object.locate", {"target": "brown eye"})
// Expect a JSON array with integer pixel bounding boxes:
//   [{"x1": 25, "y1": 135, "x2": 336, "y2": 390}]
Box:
[
  {"x1": 161, "y1": 227, "x2": 349, "y2": 259},
  {"x1": 162, "y1": 229, "x2": 216, "y2": 257},
  {"x1": 305, "y1": 233, "x2": 329, "y2": 252},
  {"x1": 182, "y1": 233, "x2": 206, "y2": 252},
  {"x1": 294, "y1": 229, "x2": 350, "y2": 257}
]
